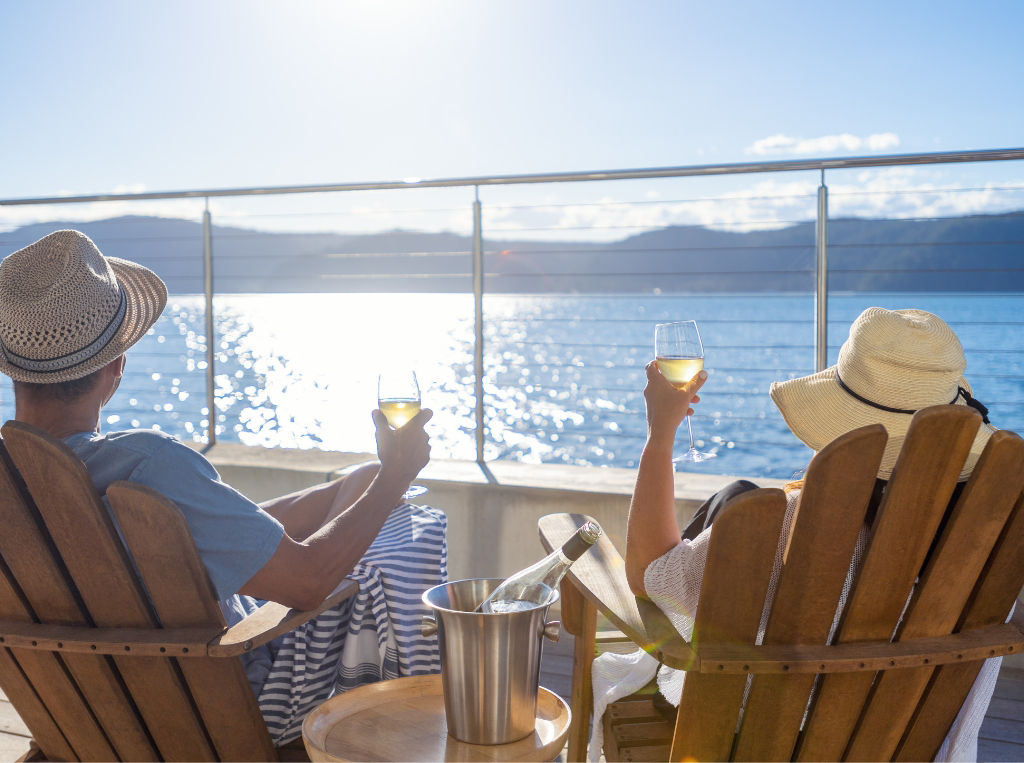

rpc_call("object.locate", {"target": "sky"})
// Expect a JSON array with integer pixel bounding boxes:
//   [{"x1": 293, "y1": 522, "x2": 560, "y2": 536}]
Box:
[{"x1": 2, "y1": 0, "x2": 1023, "y2": 237}]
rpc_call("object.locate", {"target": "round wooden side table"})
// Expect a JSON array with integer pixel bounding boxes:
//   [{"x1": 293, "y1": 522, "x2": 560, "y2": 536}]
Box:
[{"x1": 302, "y1": 674, "x2": 571, "y2": 762}]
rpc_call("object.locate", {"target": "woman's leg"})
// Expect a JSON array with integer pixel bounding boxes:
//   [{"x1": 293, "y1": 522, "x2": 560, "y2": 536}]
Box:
[{"x1": 680, "y1": 479, "x2": 759, "y2": 540}]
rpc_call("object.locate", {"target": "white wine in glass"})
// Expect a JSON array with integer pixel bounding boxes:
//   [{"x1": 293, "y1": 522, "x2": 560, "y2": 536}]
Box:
[
  {"x1": 379, "y1": 398, "x2": 421, "y2": 429},
  {"x1": 377, "y1": 370, "x2": 428, "y2": 499},
  {"x1": 654, "y1": 321, "x2": 716, "y2": 463},
  {"x1": 656, "y1": 356, "x2": 705, "y2": 388}
]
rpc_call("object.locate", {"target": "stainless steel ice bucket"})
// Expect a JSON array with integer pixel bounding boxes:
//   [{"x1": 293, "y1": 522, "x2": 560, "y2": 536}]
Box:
[{"x1": 421, "y1": 577, "x2": 560, "y2": 745}]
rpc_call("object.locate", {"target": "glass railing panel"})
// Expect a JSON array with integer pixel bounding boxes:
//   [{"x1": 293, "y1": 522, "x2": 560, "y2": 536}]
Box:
[
  {"x1": 203, "y1": 190, "x2": 479, "y2": 458},
  {"x1": 826, "y1": 174, "x2": 1024, "y2": 441},
  {"x1": 478, "y1": 178, "x2": 819, "y2": 480},
  {"x1": 0, "y1": 207, "x2": 210, "y2": 441}
]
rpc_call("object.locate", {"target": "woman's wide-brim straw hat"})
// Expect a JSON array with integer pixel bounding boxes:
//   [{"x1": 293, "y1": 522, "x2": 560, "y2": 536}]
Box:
[
  {"x1": 0, "y1": 230, "x2": 168, "y2": 383},
  {"x1": 770, "y1": 307, "x2": 995, "y2": 480}
]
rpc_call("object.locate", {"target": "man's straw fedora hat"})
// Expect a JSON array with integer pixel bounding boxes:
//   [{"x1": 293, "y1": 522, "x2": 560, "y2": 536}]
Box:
[
  {"x1": 0, "y1": 230, "x2": 167, "y2": 383},
  {"x1": 770, "y1": 307, "x2": 994, "y2": 480}
]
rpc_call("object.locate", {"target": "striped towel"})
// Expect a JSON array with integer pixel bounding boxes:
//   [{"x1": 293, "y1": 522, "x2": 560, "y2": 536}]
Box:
[{"x1": 257, "y1": 502, "x2": 448, "y2": 745}]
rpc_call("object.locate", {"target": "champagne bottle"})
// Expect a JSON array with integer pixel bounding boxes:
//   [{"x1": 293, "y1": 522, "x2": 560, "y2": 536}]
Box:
[{"x1": 479, "y1": 521, "x2": 603, "y2": 613}]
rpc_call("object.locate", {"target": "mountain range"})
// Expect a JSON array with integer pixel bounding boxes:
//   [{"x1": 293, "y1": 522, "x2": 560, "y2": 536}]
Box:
[{"x1": 1, "y1": 211, "x2": 1022, "y2": 293}]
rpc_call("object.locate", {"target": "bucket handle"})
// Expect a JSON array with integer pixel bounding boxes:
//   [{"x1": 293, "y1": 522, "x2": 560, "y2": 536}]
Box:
[{"x1": 421, "y1": 615, "x2": 561, "y2": 642}]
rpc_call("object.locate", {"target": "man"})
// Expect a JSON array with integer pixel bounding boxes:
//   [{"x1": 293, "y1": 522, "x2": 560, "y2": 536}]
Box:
[{"x1": 0, "y1": 229, "x2": 444, "y2": 743}]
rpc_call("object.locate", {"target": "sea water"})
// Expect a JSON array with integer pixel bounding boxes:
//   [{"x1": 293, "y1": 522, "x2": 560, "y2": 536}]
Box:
[{"x1": 3, "y1": 292, "x2": 1019, "y2": 481}]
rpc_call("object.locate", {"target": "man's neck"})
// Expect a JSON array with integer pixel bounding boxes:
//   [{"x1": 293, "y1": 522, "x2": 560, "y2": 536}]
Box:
[{"x1": 15, "y1": 401, "x2": 101, "y2": 440}]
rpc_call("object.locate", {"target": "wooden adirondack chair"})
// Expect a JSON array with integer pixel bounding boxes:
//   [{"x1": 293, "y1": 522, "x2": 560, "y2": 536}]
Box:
[
  {"x1": 0, "y1": 419, "x2": 359, "y2": 762},
  {"x1": 540, "y1": 405, "x2": 1024, "y2": 762}
]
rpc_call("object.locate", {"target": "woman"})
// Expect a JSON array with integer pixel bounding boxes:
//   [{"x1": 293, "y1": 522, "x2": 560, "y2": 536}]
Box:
[{"x1": 591, "y1": 307, "x2": 1001, "y2": 763}]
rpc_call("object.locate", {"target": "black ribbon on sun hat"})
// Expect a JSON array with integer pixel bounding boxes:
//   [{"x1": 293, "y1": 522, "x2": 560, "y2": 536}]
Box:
[
  {"x1": 0, "y1": 289, "x2": 128, "y2": 374},
  {"x1": 834, "y1": 371, "x2": 990, "y2": 424}
]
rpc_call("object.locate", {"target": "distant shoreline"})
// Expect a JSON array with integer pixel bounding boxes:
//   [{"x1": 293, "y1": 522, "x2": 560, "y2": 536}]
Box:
[{"x1": 5, "y1": 211, "x2": 1024, "y2": 294}]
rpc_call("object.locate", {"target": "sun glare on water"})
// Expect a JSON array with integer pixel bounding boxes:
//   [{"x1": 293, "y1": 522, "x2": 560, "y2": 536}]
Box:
[{"x1": 212, "y1": 292, "x2": 476, "y2": 454}]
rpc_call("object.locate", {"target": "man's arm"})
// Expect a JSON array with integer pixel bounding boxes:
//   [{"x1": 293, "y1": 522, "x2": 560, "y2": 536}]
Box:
[
  {"x1": 625, "y1": 363, "x2": 706, "y2": 596},
  {"x1": 259, "y1": 462, "x2": 380, "y2": 541},
  {"x1": 238, "y1": 409, "x2": 431, "y2": 610}
]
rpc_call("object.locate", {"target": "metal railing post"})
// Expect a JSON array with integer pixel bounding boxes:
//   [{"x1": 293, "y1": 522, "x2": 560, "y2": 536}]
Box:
[
  {"x1": 472, "y1": 189, "x2": 486, "y2": 463},
  {"x1": 815, "y1": 171, "x2": 829, "y2": 372},
  {"x1": 202, "y1": 202, "x2": 217, "y2": 448}
]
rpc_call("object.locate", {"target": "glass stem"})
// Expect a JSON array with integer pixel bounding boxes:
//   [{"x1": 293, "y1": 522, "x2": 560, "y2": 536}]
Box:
[{"x1": 685, "y1": 415, "x2": 697, "y2": 451}]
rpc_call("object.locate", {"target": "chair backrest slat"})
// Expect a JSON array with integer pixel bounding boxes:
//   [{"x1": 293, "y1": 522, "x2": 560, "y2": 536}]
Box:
[
  {"x1": 0, "y1": 647, "x2": 77, "y2": 761},
  {"x1": 2, "y1": 422, "x2": 217, "y2": 761},
  {"x1": 733, "y1": 425, "x2": 886, "y2": 762},
  {"x1": 796, "y1": 406, "x2": 980, "y2": 761},
  {"x1": 108, "y1": 481, "x2": 277, "y2": 762},
  {"x1": 0, "y1": 440, "x2": 154, "y2": 761},
  {"x1": 670, "y1": 488, "x2": 787, "y2": 762},
  {"x1": 846, "y1": 429, "x2": 1024, "y2": 761},
  {"x1": 837, "y1": 407, "x2": 980, "y2": 641},
  {"x1": 896, "y1": 489, "x2": 1024, "y2": 761}
]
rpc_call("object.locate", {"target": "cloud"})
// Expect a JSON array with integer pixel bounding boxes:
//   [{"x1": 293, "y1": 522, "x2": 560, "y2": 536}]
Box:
[
  {"x1": 746, "y1": 132, "x2": 900, "y2": 156},
  {"x1": 866, "y1": 133, "x2": 900, "y2": 151},
  {"x1": 477, "y1": 168, "x2": 1024, "y2": 240},
  {"x1": 111, "y1": 183, "x2": 148, "y2": 195}
]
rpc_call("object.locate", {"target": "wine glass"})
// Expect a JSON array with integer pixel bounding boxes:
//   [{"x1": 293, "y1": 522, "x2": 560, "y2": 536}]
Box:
[
  {"x1": 654, "y1": 321, "x2": 716, "y2": 463},
  {"x1": 377, "y1": 370, "x2": 428, "y2": 499}
]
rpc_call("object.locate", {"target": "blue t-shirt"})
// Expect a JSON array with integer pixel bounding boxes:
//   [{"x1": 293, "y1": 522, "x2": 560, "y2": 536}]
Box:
[
  {"x1": 65, "y1": 429, "x2": 284, "y2": 694},
  {"x1": 64, "y1": 429, "x2": 284, "y2": 600}
]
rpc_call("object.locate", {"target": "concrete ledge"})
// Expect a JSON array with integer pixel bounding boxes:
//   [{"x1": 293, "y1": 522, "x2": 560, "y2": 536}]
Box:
[
  {"x1": 201, "y1": 442, "x2": 786, "y2": 582},
  {"x1": 199, "y1": 441, "x2": 375, "y2": 502}
]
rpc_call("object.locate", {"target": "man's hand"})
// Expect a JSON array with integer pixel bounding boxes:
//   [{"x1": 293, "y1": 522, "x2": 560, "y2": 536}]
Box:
[
  {"x1": 241, "y1": 408, "x2": 433, "y2": 610},
  {"x1": 372, "y1": 408, "x2": 432, "y2": 489},
  {"x1": 643, "y1": 360, "x2": 707, "y2": 447}
]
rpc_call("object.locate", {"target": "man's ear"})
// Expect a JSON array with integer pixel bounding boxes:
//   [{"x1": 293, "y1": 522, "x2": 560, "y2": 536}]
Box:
[
  {"x1": 99, "y1": 355, "x2": 127, "y2": 407},
  {"x1": 104, "y1": 355, "x2": 126, "y2": 380}
]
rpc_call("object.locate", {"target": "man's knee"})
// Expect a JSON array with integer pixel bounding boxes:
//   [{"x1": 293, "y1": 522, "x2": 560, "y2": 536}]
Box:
[
  {"x1": 341, "y1": 461, "x2": 379, "y2": 481},
  {"x1": 334, "y1": 461, "x2": 379, "y2": 498}
]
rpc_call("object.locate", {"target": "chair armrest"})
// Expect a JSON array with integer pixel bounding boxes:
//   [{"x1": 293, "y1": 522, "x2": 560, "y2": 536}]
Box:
[
  {"x1": 0, "y1": 578, "x2": 360, "y2": 658},
  {"x1": 0, "y1": 620, "x2": 222, "y2": 656},
  {"x1": 539, "y1": 513, "x2": 697, "y2": 670},
  {"x1": 210, "y1": 578, "x2": 360, "y2": 656},
  {"x1": 697, "y1": 621, "x2": 1024, "y2": 674}
]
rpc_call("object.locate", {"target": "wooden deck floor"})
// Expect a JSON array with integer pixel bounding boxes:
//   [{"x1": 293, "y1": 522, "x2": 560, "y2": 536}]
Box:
[{"x1": 0, "y1": 635, "x2": 1020, "y2": 761}]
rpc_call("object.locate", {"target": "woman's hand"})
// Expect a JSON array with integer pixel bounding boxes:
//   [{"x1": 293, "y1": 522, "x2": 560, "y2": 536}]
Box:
[{"x1": 643, "y1": 360, "x2": 707, "y2": 447}]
